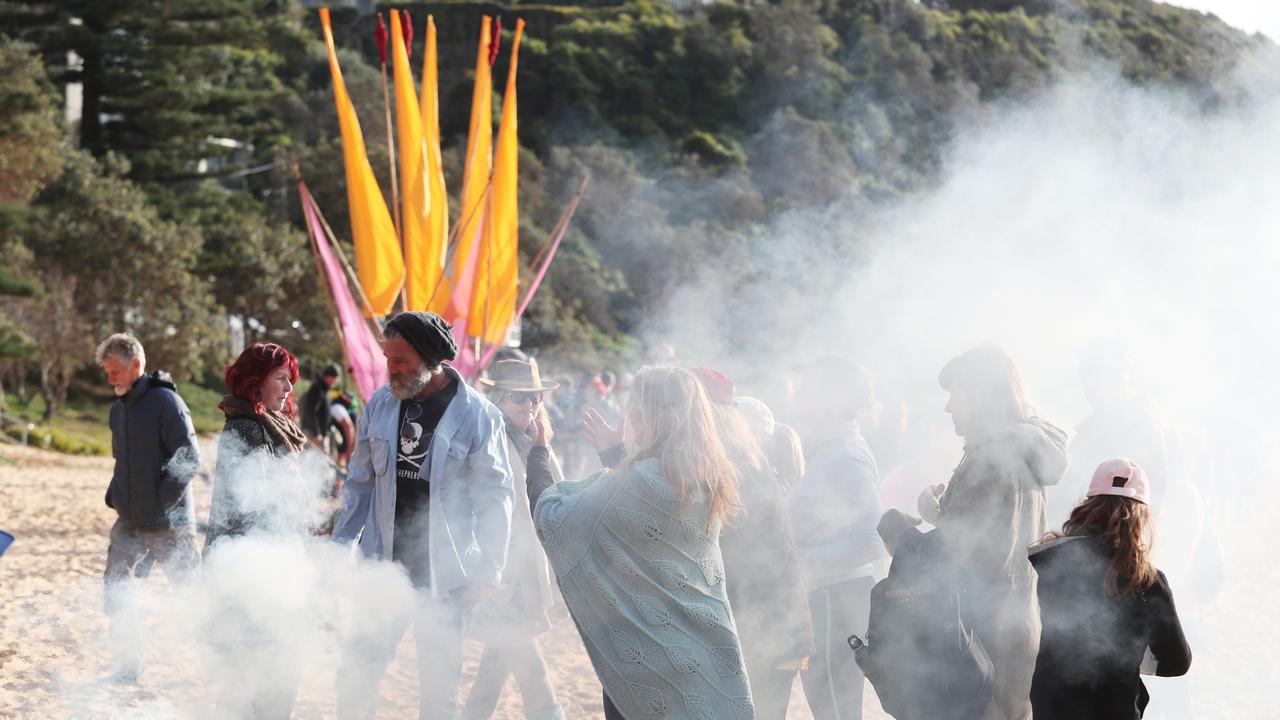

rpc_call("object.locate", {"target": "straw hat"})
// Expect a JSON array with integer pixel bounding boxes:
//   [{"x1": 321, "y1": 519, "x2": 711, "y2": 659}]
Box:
[{"x1": 478, "y1": 359, "x2": 560, "y2": 392}]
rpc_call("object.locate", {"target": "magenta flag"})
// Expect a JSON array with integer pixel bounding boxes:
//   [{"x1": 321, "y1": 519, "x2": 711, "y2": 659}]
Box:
[{"x1": 300, "y1": 183, "x2": 388, "y2": 402}]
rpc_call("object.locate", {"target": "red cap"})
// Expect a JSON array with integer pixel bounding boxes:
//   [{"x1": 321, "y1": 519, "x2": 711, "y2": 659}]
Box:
[{"x1": 691, "y1": 367, "x2": 735, "y2": 406}]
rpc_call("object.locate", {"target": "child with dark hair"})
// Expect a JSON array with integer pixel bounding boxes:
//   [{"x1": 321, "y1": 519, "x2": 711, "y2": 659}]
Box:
[{"x1": 1028, "y1": 458, "x2": 1192, "y2": 720}]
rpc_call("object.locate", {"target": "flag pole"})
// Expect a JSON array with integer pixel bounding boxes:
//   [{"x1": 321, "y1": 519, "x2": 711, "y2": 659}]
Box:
[
  {"x1": 374, "y1": 13, "x2": 407, "y2": 311},
  {"x1": 423, "y1": 169, "x2": 496, "y2": 313},
  {"x1": 301, "y1": 183, "x2": 385, "y2": 336},
  {"x1": 298, "y1": 181, "x2": 361, "y2": 402},
  {"x1": 476, "y1": 174, "x2": 590, "y2": 372},
  {"x1": 515, "y1": 175, "x2": 590, "y2": 316}
]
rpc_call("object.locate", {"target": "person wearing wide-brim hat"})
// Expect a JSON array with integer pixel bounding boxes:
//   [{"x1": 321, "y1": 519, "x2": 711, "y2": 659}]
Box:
[
  {"x1": 465, "y1": 358, "x2": 567, "y2": 720},
  {"x1": 479, "y1": 358, "x2": 561, "y2": 393}
]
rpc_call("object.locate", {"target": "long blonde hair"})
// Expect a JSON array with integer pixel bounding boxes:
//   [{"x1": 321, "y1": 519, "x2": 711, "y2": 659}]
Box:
[
  {"x1": 707, "y1": 403, "x2": 768, "y2": 477},
  {"x1": 623, "y1": 367, "x2": 741, "y2": 529}
]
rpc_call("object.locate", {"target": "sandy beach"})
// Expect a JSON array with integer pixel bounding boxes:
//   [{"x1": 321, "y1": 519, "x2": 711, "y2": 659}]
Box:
[{"x1": 1, "y1": 437, "x2": 1272, "y2": 718}]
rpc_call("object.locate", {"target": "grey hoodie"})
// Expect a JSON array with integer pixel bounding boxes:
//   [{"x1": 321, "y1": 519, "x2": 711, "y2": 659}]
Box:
[
  {"x1": 106, "y1": 371, "x2": 201, "y2": 530},
  {"x1": 927, "y1": 417, "x2": 1070, "y2": 718},
  {"x1": 936, "y1": 417, "x2": 1069, "y2": 586}
]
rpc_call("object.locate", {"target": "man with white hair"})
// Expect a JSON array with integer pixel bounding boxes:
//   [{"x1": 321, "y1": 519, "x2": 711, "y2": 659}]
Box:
[
  {"x1": 332, "y1": 311, "x2": 514, "y2": 720},
  {"x1": 96, "y1": 332, "x2": 201, "y2": 682}
]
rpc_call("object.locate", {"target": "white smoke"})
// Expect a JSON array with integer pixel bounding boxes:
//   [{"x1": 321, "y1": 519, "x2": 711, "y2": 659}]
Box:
[{"x1": 646, "y1": 49, "x2": 1280, "y2": 716}]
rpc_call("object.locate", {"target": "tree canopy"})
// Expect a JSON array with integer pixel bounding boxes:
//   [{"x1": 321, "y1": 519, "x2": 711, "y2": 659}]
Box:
[{"x1": 0, "y1": 0, "x2": 1269, "y2": 418}]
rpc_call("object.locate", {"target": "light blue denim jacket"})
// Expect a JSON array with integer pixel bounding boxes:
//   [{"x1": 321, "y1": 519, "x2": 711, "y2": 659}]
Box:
[{"x1": 332, "y1": 365, "x2": 515, "y2": 595}]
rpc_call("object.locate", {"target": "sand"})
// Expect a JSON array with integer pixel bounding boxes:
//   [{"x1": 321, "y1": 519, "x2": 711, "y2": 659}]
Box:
[{"x1": 0, "y1": 437, "x2": 1271, "y2": 718}]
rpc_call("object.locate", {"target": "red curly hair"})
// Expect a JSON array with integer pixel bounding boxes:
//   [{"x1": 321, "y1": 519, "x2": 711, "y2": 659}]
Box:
[{"x1": 225, "y1": 343, "x2": 299, "y2": 415}]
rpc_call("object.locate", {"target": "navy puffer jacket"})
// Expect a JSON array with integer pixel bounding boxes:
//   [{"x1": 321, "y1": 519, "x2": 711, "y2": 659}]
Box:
[{"x1": 106, "y1": 371, "x2": 201, "y2": 530}]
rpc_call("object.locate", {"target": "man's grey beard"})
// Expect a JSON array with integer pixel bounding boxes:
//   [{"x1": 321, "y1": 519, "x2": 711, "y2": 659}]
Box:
[{"x1": 389, "y1": 363, "x2": 434, "y2": 400}]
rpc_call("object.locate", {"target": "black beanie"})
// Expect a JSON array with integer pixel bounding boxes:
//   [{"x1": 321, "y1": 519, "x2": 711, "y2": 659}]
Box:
[{"x1": 385, "y1": 312, "x2": 459, "y2": 366}]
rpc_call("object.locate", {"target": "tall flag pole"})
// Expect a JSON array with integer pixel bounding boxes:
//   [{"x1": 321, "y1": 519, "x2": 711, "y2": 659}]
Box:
[
  {"x1": 476, "y1": 175, "x2": 590, "y2": 371},
  {"x1": 391, "y1": 10, "x2": 434, "y2": 312},
  {"x1": 374, "y1": 14, "x2": 406, "y2": 309},
  {"x1": 421, "y1": 15, "x2": 450, "y2": 314},
  {"x1": 319, "y1": 8, "x2": 405, "y2": 317},
  {"x1": 470, "y1": 19, "x2": 524, "y2": 345},
  {"x1": 442, "y1": 16, "x2": 495, "y2": 357}
]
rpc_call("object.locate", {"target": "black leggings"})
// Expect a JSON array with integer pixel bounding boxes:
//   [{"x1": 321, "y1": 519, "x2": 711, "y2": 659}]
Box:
[{"x1": 604, "y1": 691, "x2": 625, "y2": 720}]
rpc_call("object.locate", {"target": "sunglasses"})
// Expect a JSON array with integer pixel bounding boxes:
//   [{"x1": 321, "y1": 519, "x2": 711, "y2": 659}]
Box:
[
  {"x1": 401, "y1": 403, "x2": 423, "y2": 441},
  {"x1": 508, "y1": 391, "x2": 544, "y2": 406}
]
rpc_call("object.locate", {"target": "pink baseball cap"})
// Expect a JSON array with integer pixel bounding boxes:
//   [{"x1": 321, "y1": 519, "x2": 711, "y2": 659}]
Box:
[{"x1": 1087, "y1": 458, "x2": 1150, "y2": 504}]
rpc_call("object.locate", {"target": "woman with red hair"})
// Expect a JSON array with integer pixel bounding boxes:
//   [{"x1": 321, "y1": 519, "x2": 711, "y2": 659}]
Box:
[
  {"x1": 205, "y1": 343, "x2": 308, "y2": 548},
  {"x1": 204, "y1": 343, "x2": 310, "y2": 719}
]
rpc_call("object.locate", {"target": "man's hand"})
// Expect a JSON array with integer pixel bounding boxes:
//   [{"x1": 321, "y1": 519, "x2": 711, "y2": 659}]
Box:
[
  {"x1": 532, "y1": 407, "x2": 553, "y2": 448},
  {"x1": 917, "y1": 483, "x2": 945, "y2": 524},
  {"x1": 878, "y1": 509, "x2": 922, "y2": 556},
  {"x1": 581, "y1": 407, "x2": 622, "y2": 453}
]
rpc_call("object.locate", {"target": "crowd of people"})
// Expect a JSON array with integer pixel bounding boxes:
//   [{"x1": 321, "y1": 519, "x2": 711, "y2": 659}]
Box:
[{"x1": 94, "y1": 310, "x2": 1206, "y2": 720}]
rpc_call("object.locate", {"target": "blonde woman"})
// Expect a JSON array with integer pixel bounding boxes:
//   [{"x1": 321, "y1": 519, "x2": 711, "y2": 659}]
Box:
[{"x1": 524, "y1": 367, "x2": 755, "y2": 720}]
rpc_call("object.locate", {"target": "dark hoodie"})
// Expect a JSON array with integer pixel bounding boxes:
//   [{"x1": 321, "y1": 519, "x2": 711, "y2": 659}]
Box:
[
  {"x1": 930, "y1": 417, "x2": 1070, "y2": 717},
  {"x1": 106, "y1": 371, "x2": 201, "y2": 530},
  {"x1": 1028, "y1": 535, "x2": 1191, "y2": 720},
  {"x1": 936, "y1": 417, "x2": 1069, "y2": 584}
]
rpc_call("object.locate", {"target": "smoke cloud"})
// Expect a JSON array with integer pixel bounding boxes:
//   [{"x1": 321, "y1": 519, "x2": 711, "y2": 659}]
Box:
[{"x1": 642, "y1": 47, "x2": 1280, "y2": 716}]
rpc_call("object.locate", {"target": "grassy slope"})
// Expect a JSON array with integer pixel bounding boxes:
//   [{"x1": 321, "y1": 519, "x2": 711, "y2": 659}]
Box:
[{"x1": 2, "y1": 381, "x2": 228, "y2": 455}]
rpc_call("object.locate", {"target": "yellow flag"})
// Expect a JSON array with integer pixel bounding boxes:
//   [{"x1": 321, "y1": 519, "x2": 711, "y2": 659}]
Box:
[
  {"x1": 444, "y1": 16, "x2": 493, "y2": 325},
  {"x1": 390, "y1": 12, "x2": 432, "y2": 311},
  {"x1": 470, "y1": 20, "x2": 524, "y2": 344},
  {"x1": 320, "y1": 8, "x2": 404, "y2": 316},
  {"x1": 420, "y1": 16, "x2": 450, "y2": 314}
]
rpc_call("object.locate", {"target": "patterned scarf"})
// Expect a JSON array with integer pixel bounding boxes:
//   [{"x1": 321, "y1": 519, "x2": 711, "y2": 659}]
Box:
[{"x1": 218, "y1": 395, "x2": 309, "y2": 454}]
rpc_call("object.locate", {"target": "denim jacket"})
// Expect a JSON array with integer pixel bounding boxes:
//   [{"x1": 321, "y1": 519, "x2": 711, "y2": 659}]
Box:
[{"x1": 332, "y1": 365, "x2": 515, "y2": 595}]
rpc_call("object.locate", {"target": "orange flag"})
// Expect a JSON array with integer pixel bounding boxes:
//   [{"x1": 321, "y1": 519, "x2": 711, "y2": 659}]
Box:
[
  {"x1": 320, "y1": 8, "x2": 404, "y2": 316},
  {"x1": 470, "y1": 20, "x2": 524, "y2": 344},
  {"x1": 444, "y1": 16, "x2": 494, "y2": 326},
  {"x1": 390, "y1": 11, "x2": 433, "y2": 311},
  {"x1": 420, "y1": 16, "x2": 450, "y2": 314}
]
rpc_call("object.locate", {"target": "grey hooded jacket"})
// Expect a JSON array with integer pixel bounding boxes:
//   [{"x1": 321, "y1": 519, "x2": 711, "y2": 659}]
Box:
[{"x1": 105, "y1": 371, "x2": 201, "y2": 530}]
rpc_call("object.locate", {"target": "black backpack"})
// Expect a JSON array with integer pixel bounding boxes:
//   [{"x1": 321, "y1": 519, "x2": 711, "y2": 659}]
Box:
[{"x1": 850, "y1": 530, "x2": 994, "y2": 720}]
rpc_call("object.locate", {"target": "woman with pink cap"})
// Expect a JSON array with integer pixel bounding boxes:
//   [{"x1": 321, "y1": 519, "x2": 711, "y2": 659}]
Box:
[{"x1": 1027, "y1": 457, "x2": 1192, "y2": 719}]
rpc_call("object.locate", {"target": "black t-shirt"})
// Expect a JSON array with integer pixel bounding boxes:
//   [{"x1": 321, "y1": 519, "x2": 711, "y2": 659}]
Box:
[{"x1": 391, "y1": 376, "x2": 458, "y2": 587}]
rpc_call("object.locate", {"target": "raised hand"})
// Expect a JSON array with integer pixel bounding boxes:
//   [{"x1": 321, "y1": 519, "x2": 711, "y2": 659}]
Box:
[{"x1": 581, "y1": 407, "x2": 623, "y2": 452}]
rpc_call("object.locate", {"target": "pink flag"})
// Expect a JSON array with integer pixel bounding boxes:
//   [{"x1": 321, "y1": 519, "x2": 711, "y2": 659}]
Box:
[
  {"x1": 443, "y1": 208, "x2": 487, "y2": 379},
  {"x1": 301, "y1": 184, "x2": 389, "y2": 402}
]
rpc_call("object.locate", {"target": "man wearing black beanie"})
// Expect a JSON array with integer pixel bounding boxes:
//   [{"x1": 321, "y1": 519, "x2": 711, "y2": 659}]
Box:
[{"x1": 333, "y1": 311, "x2": 515, "y2": 720}]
